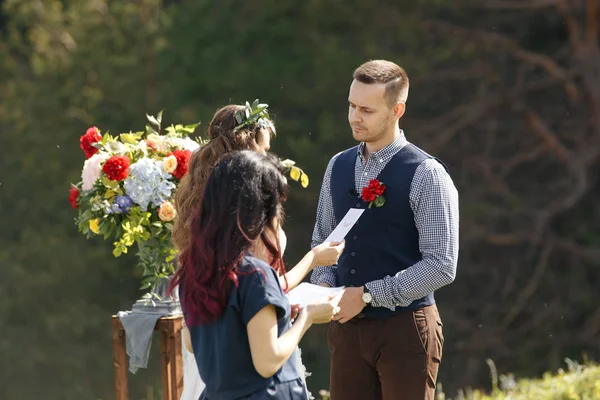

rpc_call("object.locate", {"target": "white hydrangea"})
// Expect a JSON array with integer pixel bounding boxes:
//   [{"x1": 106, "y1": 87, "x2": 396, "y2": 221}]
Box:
[{"x1": 123, "y1": 157, "x2": 176, "y2": 211}]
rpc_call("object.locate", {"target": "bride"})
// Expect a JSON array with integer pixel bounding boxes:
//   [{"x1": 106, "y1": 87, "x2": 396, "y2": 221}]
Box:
[{"x1": 173, "y1": 102, "x2": 344, "y2": 399}]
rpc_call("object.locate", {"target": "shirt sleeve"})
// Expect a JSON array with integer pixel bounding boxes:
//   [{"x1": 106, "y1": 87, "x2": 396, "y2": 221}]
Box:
[
  {"x1": 365, "y1": 159, "x2": 460, "y2": 309},
  {"x1": 309, "y1": 153, "x2": 341, "y2": 287},
  {"x1": 239, "y1": 262, "x2": 288, "y2": 325}
]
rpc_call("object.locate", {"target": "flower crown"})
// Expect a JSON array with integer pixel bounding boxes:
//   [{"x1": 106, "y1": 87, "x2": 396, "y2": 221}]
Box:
[
  {"x1": 281, "y1": 159, "x2": 309, "y2": 188},
  {"x1": 234, "y1": 99, "x2": 276, "y2": 134},
  {"x1": 234, "y1": 99, "x2": 309, "y2": 188}
]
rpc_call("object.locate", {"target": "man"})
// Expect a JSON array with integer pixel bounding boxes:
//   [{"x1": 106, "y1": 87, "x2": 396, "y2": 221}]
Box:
[{"x1": 310, "y1": 59, "x2": 459, "y2": 400}]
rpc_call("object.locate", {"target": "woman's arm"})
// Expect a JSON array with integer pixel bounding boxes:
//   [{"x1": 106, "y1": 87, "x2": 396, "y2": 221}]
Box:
[
  {"x1": 246, "y1": 305, "x2": 312, "y2": 378},
  {"x1": 278, "y1": 251, "x2": 315, "y2": 290},
  {"x1": 278, "y1": 241, "x2": 345, "y2": 291},
  {"x1": 246, "y1": 296, "x2": 341, "y2": 379}
]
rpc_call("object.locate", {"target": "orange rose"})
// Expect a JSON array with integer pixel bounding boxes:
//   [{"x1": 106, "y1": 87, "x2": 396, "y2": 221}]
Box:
[{"x1": 158, "y1": 201, "x2": 177, "y2": 222}]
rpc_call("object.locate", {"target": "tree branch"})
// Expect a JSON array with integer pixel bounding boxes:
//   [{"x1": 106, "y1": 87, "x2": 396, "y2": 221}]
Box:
[
  {"x1": 586, "y1": 0, "x2": 598, "y2": 43},
  {"x1": 482, "y1": 0, "x2": 558, "y2": 10},
  {"x1": 501, "y1": 240, "x2": 553, "y2": 328},
  {"x1": 523, "y1": 109, "x2": 573, "y2": 164},
  {"x1": 423, "y1": 20, "x2": 580, "y2": 101}
]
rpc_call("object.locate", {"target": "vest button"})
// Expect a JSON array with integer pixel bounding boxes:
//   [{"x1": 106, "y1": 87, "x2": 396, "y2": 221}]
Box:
[
  {"x1": 351, "y1": 252, "x2": 356, "y2": 256},
  {"x1": 356, "y1": 203, "x2": 361, "y2": 207},
  {"x1": 353, "y1": 235, "x2": 357, "y2": 240},
  {"x1": 350, "y1": 269, "x2": 356, "y2": 274}
]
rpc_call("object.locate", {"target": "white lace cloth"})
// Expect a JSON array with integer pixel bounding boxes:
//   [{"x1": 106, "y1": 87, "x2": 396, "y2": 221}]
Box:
[{"x1": 180, "y1": 330, "x2": 205, "y2": 400}]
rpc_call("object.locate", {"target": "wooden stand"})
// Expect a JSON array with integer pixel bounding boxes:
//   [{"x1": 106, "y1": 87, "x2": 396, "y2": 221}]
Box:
[{"x1": 112, "y1": 314, "x2": 184, "y2": 400}]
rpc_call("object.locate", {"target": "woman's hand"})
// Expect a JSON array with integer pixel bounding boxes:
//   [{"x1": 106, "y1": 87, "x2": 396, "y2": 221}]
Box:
[
  {"x1": 290, "y1": 304, "x2": 302, "y2": 321},
  {"x1": 303, "y1": 291, "x2": 344, "y2": 324},
  {"x1": 310, "y1": 241, "x2": 345, "y2": 269}
]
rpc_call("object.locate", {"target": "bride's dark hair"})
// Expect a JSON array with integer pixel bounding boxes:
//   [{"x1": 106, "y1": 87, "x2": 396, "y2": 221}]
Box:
[{"x1": 169, "y1": 150, "x2": 289, "y2": 325}]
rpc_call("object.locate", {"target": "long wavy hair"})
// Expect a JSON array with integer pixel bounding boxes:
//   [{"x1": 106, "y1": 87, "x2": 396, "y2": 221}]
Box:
[
  {"x1": 172, "y1": 105, "x2": 275, "y2": 254},
  {"x1": 169, "y1": 150, "x2": 289, "y2": 326}
]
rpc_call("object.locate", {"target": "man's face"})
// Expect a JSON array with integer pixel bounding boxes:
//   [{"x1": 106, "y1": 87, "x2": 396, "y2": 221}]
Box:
[{"x1": 348, "y1": 80, "x2": 395, "y2": 143}]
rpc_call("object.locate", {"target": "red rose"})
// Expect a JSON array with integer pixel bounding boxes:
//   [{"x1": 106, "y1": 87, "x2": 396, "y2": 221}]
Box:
[
  {"x1": 103, "y1": 155, "x2": 130, "y2": 181},
  {"x1": 80, "y1": 127, "x2": 102, "y2": 158},
  {"x1": 361, "y1": 179, "x2": 386, "y2": 207},
  {"x1": 69, "y1": 185, "x2": 79, "y2": 209},
  {"x1": 361, "y1": 187, "x2": 376, "y2": 203},
  {"x1": 169, "y1": 149, "x2": 192, "y2": 180}
]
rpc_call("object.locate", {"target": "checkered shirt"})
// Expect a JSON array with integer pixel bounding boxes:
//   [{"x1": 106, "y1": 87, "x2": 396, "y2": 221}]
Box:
[{"x1": 310, "y1": 132, "x2": 459, "y2": 310}]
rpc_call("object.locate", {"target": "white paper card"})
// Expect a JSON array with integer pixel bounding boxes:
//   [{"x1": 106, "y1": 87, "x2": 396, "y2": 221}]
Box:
[
  {"x1": 325, "y1": 208, "x2": 365, "y2": 243},
  {"x1": 287, "y1": 282, "x2": 345, "y2": 307}
]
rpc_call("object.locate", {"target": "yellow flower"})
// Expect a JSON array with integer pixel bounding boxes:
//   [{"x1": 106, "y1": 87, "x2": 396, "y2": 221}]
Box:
[
  {"x1": 162, "y1": 155, "x2": 178, "y2": 174},
  {"x1": 158, "y1": 201, "x2": 177, "y2": 222},
  {"x1": 300, "y1": 172, "x2": 309, "y2": 188},
  {"x1": 89, "y1": 218, "x2": 100, "y2": 234},
  {"x1": 289, "y1": 166, "x2": 301, "y2": 181}
]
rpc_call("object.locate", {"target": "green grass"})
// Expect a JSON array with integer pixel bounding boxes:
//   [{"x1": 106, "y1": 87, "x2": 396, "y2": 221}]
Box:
[
  {"x1": 436, "y1": 359, "x2": 600, "y2": 400},
  {"x1": 317, "y1": 359, "x2": 600, "y2": 400}
]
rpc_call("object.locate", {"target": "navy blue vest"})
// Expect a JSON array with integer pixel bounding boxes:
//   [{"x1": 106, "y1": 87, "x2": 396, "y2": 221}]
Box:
[{"x1": 331, "y1": 143, "x2": 448, "y2": 319}]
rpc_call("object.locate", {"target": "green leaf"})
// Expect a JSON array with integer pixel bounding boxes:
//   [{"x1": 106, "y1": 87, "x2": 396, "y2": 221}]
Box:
[
  {"x1": 101, "y1": 132, "x2": 114, "y2": 145},
  {"x1": 183, "y1": 122, "x2": 200, "y2": 132},
  {"x1": 374, "y1": 196, "x2": 386, "y2": 207},
  {"x1": 157, "y1": 110, "x2": 163, "y2": 124},
  {"x1": 145, "y1": 124, "x2": 158, "y2": 135},
  {"x1": 235, "y1": 113, "x2": 243, "y2": 125},
  {"x1": 252, "y1": 104, "x2": 267, "y2": 115},
  {"x1": 146, "y1": 114, "x2": 160, "y2": 128},
  {"x1": 300, "y1": 172, "x2": 309, "y2": 188},
  {"x1": 102, "y1": 176, "x2": 120, "y2": 190},
  {"x1": 119, "y1": 133, "x2": 137, "y2": 144}
]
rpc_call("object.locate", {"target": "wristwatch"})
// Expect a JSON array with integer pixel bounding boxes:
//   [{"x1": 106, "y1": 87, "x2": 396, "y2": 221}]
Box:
[{"x1": 362, "y1": 286, "x2": 372, "y2": 305}]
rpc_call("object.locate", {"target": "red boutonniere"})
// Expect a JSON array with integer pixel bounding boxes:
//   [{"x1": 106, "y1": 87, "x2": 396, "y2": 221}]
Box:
[{"x1": 361, "y1": 179, "x2": 386, "y2": 208}]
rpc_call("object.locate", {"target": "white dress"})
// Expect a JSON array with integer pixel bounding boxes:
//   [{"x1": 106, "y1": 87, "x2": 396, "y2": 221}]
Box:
[{"x1": 179, "y1": 228, "x2": 312, "y2": 400}]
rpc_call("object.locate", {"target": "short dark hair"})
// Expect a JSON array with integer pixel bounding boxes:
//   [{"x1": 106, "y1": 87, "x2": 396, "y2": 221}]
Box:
[{"x1": 353, "y1": 60, "x2": 409, "y2": 106}]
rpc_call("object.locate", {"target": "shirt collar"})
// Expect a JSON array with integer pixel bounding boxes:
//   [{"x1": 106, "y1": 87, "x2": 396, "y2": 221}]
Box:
[{"x1": 357, "y1": 130, "x2": 408, "y2": 163}]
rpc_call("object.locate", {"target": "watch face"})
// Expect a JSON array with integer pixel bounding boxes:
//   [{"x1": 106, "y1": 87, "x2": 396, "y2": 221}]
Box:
[{"x1": 362, "y1": 293, "x2": 372, "y2": 303}]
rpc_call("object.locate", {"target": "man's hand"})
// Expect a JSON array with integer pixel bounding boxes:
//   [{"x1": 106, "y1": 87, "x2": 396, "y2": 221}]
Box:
[{"x1": 332, "y1": 286, "x2": 366, "y2": 323}]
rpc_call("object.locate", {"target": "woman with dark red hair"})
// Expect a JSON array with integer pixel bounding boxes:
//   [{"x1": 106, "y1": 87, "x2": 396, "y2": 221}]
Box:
[{"x1": 170, "y1": 150, "x2": 343, "y2": 399}]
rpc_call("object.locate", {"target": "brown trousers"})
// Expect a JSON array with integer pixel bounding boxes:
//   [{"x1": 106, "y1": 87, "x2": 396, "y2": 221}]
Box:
[{"x1": 327, "y1": 304, "x2": 444, "y2": 400}]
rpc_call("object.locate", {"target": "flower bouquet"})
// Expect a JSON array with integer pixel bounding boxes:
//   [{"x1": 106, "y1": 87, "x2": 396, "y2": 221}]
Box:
[
  {"x1": 69, "y1": 105, "x2": 311, "y2": 307},
  {"x1": 69, "y1": 112, "x2": 204, "y2": 302}
]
